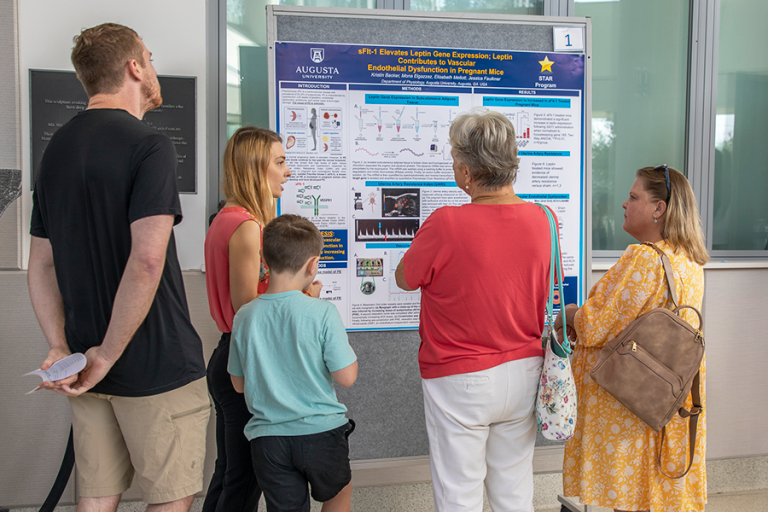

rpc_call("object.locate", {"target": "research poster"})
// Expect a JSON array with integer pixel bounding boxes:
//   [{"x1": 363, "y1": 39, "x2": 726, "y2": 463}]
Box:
[{"x1": 274, "y1": 42, "x2": 585, "y2": 331}]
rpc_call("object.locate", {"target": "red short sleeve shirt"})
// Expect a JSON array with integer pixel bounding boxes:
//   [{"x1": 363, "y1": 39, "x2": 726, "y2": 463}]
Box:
[{"x1": 404, "y1": 203, "x2": 553, "y2": 379}]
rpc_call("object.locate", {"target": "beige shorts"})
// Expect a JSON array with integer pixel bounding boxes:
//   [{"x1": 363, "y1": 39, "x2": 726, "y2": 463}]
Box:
[{"x1": 68, "y1": 378, "x2": 210, "y2": 503}]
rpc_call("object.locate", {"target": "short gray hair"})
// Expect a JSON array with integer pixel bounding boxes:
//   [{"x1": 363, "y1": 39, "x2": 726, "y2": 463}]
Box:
[{"x1": 449, "y1": 108, "x2": 519, "y2": 190}]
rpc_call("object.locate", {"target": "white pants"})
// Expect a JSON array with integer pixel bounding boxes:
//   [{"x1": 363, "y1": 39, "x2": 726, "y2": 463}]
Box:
[{"x1": 422, "y1": 357, "x2": 543, "y2": 512}]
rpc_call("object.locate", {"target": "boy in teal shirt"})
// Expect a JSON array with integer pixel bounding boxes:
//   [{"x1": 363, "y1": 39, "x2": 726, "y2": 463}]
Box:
[{"x1": 229, "y1": 214, "x2": 357, "y2": 512}]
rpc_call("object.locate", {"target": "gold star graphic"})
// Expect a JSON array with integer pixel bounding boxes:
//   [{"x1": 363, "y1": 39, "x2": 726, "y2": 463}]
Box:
[{"x1": 539, "y1": 56, "x2": 554, "y2": 73}]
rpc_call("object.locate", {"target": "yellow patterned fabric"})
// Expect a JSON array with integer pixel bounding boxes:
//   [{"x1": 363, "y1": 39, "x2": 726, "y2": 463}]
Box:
[{"x1": 563, "y1": 241, "x2": 706, "y2": 512}]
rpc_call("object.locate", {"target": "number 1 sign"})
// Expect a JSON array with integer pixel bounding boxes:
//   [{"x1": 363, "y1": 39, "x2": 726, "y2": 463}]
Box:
[{"x1": 553, "y1": 27, "x2": 585, "y2": 52}]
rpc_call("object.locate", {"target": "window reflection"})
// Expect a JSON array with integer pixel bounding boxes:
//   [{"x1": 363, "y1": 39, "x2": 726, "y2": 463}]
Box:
[
  {"x1": 227, "y1": 0, "x2": 377, "y2": 136},
  {"x1": 575, "y1": 0, "x2": 689, "y2": 251},
  {"x1": 712, "y1": 0, "x2": 768, "y2": 251},
  {"x1": 410, "y1": 0, "x2": 542, "y2": 15},
  {"x1": 592, "y1": 116, "x2": 616, "y2": 250}
]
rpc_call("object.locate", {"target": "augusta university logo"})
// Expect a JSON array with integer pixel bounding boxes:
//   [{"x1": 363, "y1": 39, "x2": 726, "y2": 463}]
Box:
[{"x1": 296, "y1": 48, "x2": 339, "y2": 78}]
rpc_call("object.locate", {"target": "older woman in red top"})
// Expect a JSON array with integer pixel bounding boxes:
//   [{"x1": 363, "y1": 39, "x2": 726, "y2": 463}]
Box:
[
  {"x1": 203, "y1": 127, "x2": 320, "y2": 512},
  {"x1": 396, "y1": 109, "x2": 553, "y2": 512}
]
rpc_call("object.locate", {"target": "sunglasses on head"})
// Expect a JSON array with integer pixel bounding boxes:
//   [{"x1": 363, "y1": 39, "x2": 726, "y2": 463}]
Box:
[{"x1": 654, "y1": 164, "x2": 670, "y2": 200}]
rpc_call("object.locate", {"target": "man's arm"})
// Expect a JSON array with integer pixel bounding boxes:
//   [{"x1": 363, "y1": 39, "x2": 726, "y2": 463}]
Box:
[
  {"x1": 59, "y1": 214, "x2": 175, "y2": 396},
  {"x1": 28, "y1": 236, "x2": 76, "y2": 390}
]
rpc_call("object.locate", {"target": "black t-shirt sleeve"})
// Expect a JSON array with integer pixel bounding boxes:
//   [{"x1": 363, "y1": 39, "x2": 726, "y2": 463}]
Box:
[
  {"x1": 30, "y1": 186, "x2": 48, "y2": 238},
  {"x1": 128, "y1": 133, "x2": 183, "y2": 225}
]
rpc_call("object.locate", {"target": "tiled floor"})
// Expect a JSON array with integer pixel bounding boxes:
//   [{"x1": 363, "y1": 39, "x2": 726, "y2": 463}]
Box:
[
  {"x1": 10, "y1": 488, "x2": 768, "y2": 512},
  {"x1": 536, "y1": 488, "x2": 768, "y2": 512}
]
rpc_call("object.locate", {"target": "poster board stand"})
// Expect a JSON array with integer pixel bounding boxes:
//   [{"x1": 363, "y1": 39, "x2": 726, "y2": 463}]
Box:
[{"x1": 266, "y1": 4, "x2": 592, "y2": 481}]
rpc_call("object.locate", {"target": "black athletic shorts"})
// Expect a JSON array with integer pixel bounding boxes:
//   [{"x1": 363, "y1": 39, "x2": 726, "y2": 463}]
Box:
[{"x1": 250, "y1": 420, "x2": 355, "y2": 511}]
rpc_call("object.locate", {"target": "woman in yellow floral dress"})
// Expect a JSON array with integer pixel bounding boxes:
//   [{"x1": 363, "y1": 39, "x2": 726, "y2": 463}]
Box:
[{"x1": 557, "y1": 166, "x2": 709, "y2": 512}]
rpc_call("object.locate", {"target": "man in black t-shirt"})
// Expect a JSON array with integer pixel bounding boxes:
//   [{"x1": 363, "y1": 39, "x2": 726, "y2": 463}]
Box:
[{"x1": 28, "y1": 23, "x2": 208, "y2": 511}]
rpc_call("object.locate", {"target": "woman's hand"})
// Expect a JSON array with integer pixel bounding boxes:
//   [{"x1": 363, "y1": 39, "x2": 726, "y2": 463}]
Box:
[{"x1": 555, "y1": 304, "x2": 579, "y2": 342}]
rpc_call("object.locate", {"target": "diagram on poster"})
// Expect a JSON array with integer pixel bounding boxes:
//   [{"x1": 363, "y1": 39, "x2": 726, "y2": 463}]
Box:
[{"x1": 275, "y1": 42, "x2": 585, "y2": 331}]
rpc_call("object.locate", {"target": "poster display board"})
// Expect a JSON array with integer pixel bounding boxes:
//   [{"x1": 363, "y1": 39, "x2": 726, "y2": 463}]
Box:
[{"x1": 274, "y1": 42, "x2": 585, "y2": 331}]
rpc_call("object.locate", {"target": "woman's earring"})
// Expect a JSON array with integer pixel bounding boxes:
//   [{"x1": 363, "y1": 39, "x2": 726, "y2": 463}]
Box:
[{"x1": 653, "y1": 216, "x2": 658, "y2": 223}]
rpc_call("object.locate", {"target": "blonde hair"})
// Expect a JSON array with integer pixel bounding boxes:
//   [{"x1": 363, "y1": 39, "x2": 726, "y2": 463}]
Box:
[
  {"x1": 637, "y1": 166, "x2": 709, "y2": 265},
  {"x1": 222, "y1": 127, "x2": 282, "y2": 225},
  {"x1": 71, "y1": 23, "x2": 145, "y2": 97},
  {"x1": 449, "y1": 108, "x2": 519, "y2": 190}
]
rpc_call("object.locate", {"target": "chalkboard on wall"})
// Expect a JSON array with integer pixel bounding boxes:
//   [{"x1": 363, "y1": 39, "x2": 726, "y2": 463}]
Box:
[{"x1": 29, "y1": 70, "x2": 197, "y2": 192}]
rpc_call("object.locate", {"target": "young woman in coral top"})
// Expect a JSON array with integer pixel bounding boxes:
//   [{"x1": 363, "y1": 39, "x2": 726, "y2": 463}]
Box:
[{"x1": 202, "y1": 126, "x2": 320, "y2": 512}]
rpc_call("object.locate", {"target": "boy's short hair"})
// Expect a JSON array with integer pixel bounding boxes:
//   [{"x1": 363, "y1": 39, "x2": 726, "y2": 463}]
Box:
[{"x1": 263, "y1": 214, "x2": 324, "y2": 274}]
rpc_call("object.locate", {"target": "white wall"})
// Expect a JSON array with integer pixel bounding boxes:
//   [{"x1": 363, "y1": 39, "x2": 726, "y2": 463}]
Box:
[{"x1": 18, "y1": 0, "x2": 209, "y2": 270}]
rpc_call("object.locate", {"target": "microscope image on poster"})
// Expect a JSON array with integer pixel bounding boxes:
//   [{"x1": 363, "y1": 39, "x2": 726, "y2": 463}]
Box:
[
  {"x1": 382, "y1": 188, "x2": 419, "y2": 218},
  {"x1": 356, "y1": 257, "x2": 384, "y2": 296}
]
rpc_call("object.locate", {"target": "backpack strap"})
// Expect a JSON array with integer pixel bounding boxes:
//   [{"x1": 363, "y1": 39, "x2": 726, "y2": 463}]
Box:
[
  {"x1": 643, "y1": 242, "x2": 679, "y2": 307},
  {"x1": 40, "y1": 425, "x2": 75, "y2": 511},
  {"x1": 644, "y1": 243, "x2": 704, "y2": 480},
  {"x1": 658, "y1": 372, "x2": 703, "y2": 479}
]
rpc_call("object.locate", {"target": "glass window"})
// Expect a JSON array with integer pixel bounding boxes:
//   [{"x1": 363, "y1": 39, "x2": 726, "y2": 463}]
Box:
[
  {"x1": 227, "y1": 0, "x2": 376, "y2": 137},
  {"x1": 574, "y1": 0, "x2": 690, "y2": 251},
  {"x1": 410, "y1": 0, "x2": 542, "y2": 15},
  {"x1": 711, "y1": 0, "x2": 768, "y2": 252},
  {"x1": 229, "y1": 0, "x2": 542, "y2": 138}
]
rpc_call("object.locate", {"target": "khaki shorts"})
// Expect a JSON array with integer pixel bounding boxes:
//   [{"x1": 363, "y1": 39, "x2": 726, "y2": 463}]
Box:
[{"x1": 68, "y1": 378, "x2": 210, "y2": 503}]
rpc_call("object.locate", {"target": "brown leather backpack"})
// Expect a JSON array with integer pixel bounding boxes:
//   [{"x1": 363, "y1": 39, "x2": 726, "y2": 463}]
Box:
[{"x1": 589, "y1": 243, "x2": 704, "y2": 479}]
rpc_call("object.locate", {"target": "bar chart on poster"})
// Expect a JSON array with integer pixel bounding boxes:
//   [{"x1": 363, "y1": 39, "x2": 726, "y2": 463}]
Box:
[{"x1": 273, "y1": 42, "x2": 585, "y2": 330}]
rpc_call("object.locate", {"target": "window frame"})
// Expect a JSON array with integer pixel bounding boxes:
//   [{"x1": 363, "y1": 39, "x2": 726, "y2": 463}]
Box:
[
  {"x1": 214, "y1": 0, "x2": 768, "y2": 260},
  {"x1": 696, "y1": 0, "x2": 768, "y2": 259}
]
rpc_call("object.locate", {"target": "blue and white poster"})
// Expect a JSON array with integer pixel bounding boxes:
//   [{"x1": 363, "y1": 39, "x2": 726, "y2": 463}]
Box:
[{"x1": 274, "y1": 42, "x2": 585, "y2": 331}]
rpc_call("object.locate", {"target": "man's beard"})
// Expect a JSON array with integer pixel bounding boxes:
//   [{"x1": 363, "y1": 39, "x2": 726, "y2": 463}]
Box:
[{"x1": 142, "y1": 79, "x2": 162, "y2": 113}]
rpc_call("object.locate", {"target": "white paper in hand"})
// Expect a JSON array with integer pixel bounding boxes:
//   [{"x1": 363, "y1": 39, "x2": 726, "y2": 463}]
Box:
[{"x1": 24, "y1": 353, "x2": 86, "y2": 394}]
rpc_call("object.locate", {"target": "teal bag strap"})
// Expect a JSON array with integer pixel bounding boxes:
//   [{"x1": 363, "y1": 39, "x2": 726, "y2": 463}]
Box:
[{"x1": 535, "y1": 203, "x2": 572, "y2": 356}]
